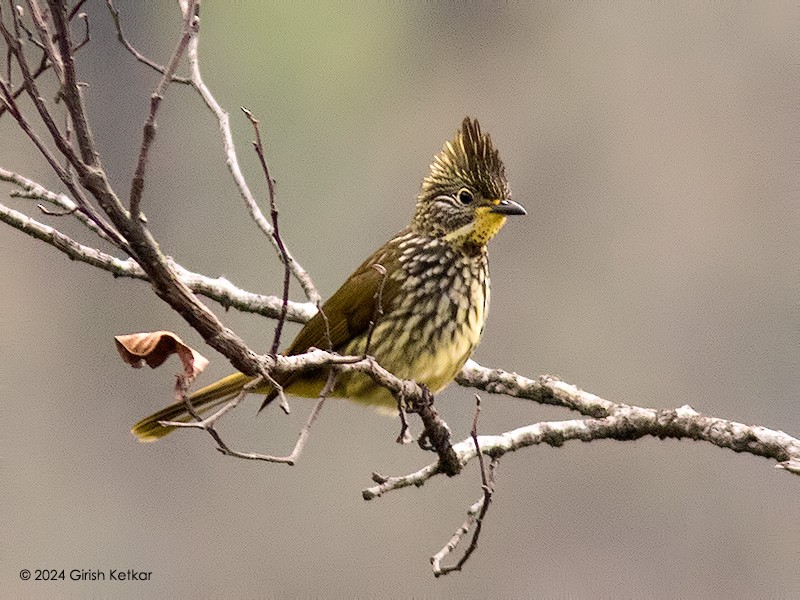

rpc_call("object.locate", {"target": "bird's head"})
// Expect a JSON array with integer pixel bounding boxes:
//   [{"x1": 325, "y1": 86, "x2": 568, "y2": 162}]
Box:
[{"x1": 413, "y1": 117, "x2": 526, "y2": 249}]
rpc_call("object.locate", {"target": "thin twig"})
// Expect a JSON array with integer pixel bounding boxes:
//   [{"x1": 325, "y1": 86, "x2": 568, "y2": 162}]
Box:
[
  {"x1": 71, "y1": 11, "x2": 89, "y2": 54},
  {"x1": 68, "y1": 0, "x2": 87, "y2": 21},
  {"x1": 37, "y1": 203, "x2": 76, "y2": 216},
  {"x1": 129, "y1": 0, "x2": 197, "y2": 218},
  {"x1": 4, "y1": 4, "x2": 13, "y2": 83},
  {"x1": 0, "y1": 76, "x2": 76, "y2": 194},
  {"x1": 363, "y1": 263, "x2": 387, "y2": 357},
  {"x1": 163, "y1": 369, "x2": 336, "y2": 465},
  {"x1": 25, "y1": 0, "x2": 63, "y2": 83},
  {"x1": 431, "y1": 459, "x2": 498, "y2": 576},
  {"x1": 242, "y1": 106, "x2": 292, "y2": 356},
  {"x1": 162, "y1": 375, "x2": 265, "y2": 445},
  {"x1": 472, "y1": 395, "x2": 488, "y2": 488},
  {"x1": 0, "y1": 5, "x2": 90, "y2": 119},
  {"x1": 2, "y1": 166, "x2": 113, "y2": 242},
  {"x1": 15, "y1": 4, "x2": 46, "y2": 50},
  {"x1": 432, "y1": 395, "x2": 496, "y2": 576},
  {"x1": 318, "y1": 302, "x2": 333, "y2": 352},
  {"x1": 184, "y1": 18, "x2": 319, "y2": 304},
  {"x1": 105, "y1": 0, "x2": 191, "y2": 84}
]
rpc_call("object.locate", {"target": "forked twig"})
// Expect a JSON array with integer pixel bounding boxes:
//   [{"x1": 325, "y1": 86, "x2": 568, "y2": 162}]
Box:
[
  {"x1": 432, "y1": 394, "x2": 497, "y2": 576},
  {"x1": 24, "y1": 0, "x2": 64, "y2": 82},
  {"x1": 105, "y1": 0, "x2": 191, "y2": 84},
  {"x1": 161, "y1": 374, "x2": 265, "y2": 434},
  {"x1": 431, "y1": 459, "x2": 497, "y2": 576},
  {"x1": 162, "y1": 369, "x2": 336, "y2": 465}
]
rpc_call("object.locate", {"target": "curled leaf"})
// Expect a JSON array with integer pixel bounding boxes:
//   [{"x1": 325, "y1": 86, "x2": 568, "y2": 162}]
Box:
[{"x1": 114, "y1": 331, "x2": 209, "y2": 381}]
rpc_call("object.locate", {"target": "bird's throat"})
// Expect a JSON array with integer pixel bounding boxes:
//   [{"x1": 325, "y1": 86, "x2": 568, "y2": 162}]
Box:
[{"x1": 444, "y1": 207, "x2": 508, "y2": 247}]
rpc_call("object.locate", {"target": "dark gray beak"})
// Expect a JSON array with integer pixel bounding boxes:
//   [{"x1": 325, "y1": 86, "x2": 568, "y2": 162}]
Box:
[{"x1": 490, "y1": 199, "x2": 527, "y2": 216}]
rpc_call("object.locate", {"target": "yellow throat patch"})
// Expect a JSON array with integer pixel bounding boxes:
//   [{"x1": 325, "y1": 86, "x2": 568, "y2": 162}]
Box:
[{"x1": 444, "y1": 204, "x2": 508, "y2": 246}]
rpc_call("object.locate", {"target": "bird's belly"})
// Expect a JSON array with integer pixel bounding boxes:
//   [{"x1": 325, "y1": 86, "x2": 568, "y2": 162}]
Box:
[
  {"x1": 336, "y1": 316, "x2": 483, "y2": 410},
  {"x1": 321, "y1": 254, "x2": 488, "y2": 411}
]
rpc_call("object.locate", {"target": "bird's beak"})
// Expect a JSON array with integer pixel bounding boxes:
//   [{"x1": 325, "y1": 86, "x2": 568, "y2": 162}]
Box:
[{"x1": 489, "y1": 199, "x2": 527, "y2": 216}]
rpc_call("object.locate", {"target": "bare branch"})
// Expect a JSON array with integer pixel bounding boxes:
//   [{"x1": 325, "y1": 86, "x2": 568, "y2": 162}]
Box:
[
  {"x1": 1, "y1": 5, "x2": 127, "y2": 247},
  {"x1": 2, "y1": 10, "x2": 795, "y2": 572},
  {"x1": 432, "y1": 396, "x2": 495, "y2": 576},
  {"x1": 0, "y1": 2, "x2": 87, "y2": 117},
  {"x1": 409, "y1": 384, "x2": 460, "y2": 476},
  {"x1": 40, "y1": 0, "x2": 274, "y2": 380},
  {"x1": 25, "y1": 0, "x2": 63, "y2": 82},
  {"x1": 105, "y1": 1, "x2": 191, "y2": 84},
  {"x1": 0, "y1": 77, "x2": 122, "y2": 245},
  {"x1": 431, "y1": 460, "x2": 498, "y2": 577},
  {"x1": 183, "y1": 16, "x2": 319, "y2": 304},
  {"x1": 363, "y1": 403, "x2": 800, "y2": 500},
  {"x1": 456, "y1": 359, "x2": 616, "y2": 417},
  {"x1": 5, "y1": 163, "x2": 794, "y2": 480},
  {"x1": 0, "y1": 200, "x2": 136, "y2": 274},
  {"x1": 13, "y1": 5, "x2": 47, "y2": 51},
  {"x1": 164, "y1": 368, "x2": 335, "y2": 464},
  {"x1": 1, "y1": 165, "x2": 108, "y2": 241},
  {"x1": 0, "y1": 196, "x2": 315, "y2": 322},
  {"x1": 3, "y1": 162, "x2": 794, "y2": 479},
  {"x1": 242, "y1": 106, "x2": 292, "y2": 356},
  {"x1": 128, "y1": 0, "x2": 197, "y2": 218},
  {"x1": 395, "y1": 387, "x2": 412, "y2": 445},
  {"x1": 43, "y1": 0, "x2": 96, "y2": 166}
]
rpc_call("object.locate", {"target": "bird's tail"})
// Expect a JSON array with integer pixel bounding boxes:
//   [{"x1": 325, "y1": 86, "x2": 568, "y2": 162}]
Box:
[{"x1": 131, "y1": 372, "x2": 254, "y2": 442}]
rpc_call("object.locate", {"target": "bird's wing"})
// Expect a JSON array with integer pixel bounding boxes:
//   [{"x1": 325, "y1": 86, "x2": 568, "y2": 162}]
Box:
[{"x1": 260, "y1": 229, "x2": 408, "y2": 407}]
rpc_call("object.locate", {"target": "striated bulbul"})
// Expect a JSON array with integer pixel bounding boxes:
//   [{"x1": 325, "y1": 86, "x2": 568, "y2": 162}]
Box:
[{"x1": 132, "y1": 117, "x2": 526, "y2": 442}]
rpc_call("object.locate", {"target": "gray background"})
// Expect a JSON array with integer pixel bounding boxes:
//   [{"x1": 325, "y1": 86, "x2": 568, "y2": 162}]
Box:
[{"x1": 2, "y1": 2, "x2": 797, "y2": 598}]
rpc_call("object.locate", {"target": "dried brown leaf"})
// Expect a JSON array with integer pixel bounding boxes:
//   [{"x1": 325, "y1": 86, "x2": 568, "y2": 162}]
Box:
[{"x1": 114, "y1": 331, "x2": 209, "y2": 380}]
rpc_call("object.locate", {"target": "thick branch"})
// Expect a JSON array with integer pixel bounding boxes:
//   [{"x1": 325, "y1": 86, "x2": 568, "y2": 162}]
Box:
[
  {"x1": 3, "y1": 1, "x2": 796, "y2": 494},
  {"x1": 456, "y1": 360, "x2": 616, "y2": 417},
  {"x1": 363, "y1": 404, "x2": 800, "y2": 499},
  {"x1": 40, "y1": 0, "x2": 268, "y2": 379},
  {"x1": 3, "y1": 178, "x2": 796, "y2": 473}
]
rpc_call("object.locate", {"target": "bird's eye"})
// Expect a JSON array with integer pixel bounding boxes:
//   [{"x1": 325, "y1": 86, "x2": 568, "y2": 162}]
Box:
[{"x1": 457, "y1": 189, "x2": 474, "y2": 205}]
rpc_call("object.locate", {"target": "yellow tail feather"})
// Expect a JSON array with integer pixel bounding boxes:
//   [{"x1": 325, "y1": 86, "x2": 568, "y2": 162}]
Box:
[{"x1": 131, "y1": 372, "x2": 255, "y2": 442}]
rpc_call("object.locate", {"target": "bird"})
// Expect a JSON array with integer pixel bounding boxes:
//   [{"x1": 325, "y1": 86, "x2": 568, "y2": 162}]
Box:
[{"x1": 132, "y1": 117, "x2": 526, "y2": 442}]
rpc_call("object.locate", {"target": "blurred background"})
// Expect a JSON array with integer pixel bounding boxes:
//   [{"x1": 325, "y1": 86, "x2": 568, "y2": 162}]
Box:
[{"x1": 2, "y1": 1, "x2": 797, "y2": 598}]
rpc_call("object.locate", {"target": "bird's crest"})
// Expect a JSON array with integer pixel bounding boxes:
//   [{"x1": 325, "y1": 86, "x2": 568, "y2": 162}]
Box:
[{"x1": 422, "y1": 117, "x2": 509, "y2": 201}]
